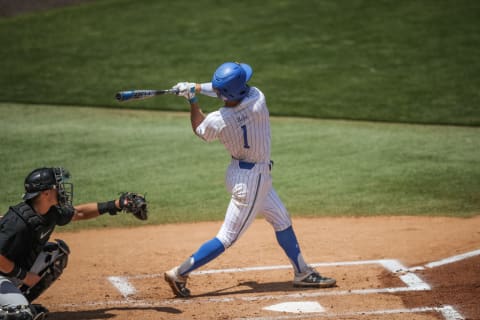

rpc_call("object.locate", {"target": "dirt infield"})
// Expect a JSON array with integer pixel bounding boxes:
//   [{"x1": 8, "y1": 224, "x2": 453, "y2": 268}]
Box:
[
  {"x1": 36, "y1": 216, "x2": 479, "y2": 319},
  {"x1": 4, "y1": 2, "x2": 478, "y2": 317}
]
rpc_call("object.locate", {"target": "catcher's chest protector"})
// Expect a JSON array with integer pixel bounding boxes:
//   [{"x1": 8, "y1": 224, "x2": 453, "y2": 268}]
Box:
[
  {"x1": 8, "y1": 203, "x2": 54, "y2": 266},
  {"x1": 11, "y1": 203, "x2": 45, "y2": 234}
]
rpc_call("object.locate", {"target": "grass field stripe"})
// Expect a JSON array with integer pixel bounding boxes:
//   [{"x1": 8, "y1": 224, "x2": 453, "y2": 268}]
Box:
[
  {"x1": 107, "y1": 276, "x2": 136, "y2": 297},
  {"x1": 424, "y1": 248, "x2": 480, "y2": 269},
  {"x1": 235, "y1": 305, "x2": 464, "y2": 320}
]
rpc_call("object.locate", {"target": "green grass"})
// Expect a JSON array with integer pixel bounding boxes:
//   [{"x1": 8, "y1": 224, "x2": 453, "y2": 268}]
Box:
[
  {"x1": 0, "y1": 103, "x2": 478, "y2": 231},
  {"x1": 0, "y1": 0, "x2": 479, "y2": 125}
]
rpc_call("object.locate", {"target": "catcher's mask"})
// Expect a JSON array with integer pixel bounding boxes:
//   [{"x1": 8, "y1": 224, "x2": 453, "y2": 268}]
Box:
[{"x1": 23, "y1": 167, "x2": 74, "y2": 207}]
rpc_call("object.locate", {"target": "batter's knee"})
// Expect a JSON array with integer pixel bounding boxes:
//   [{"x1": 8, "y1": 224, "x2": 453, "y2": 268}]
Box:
[{"x1": 216, "y1": 233, "x2": 236, "y2": 249}]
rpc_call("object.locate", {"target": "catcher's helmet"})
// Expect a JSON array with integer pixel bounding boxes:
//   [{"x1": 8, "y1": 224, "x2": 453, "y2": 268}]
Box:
[
  {"x1": 23, "y1": 168, "x2": 57, "y2": 200},
  {"x1": 23, "y1": 167, "x2": 73, "y2": 206},
  {"x1": 211, "y1": 62, "x2": 253, "y2": 102}
]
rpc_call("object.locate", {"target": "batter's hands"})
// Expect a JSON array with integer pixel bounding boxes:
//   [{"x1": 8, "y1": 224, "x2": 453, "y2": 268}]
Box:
[{"x1": 173, "y1": 82, "x2": 197, "y2": 103}]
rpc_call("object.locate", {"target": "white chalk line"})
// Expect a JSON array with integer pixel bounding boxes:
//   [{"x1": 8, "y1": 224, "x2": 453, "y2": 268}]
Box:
[
  {"x1": 425, "y1": 248, "x2": 480, "y2": 268},
  {"x1": 234, "y1": 305, "x2": 464, "y2": 320},
  {"x1": 119, "y1": 259, "x2": 385, "y2": 281},
  {"x1": 398, "y1": 248, "x2": 480, "y2": 273},
  {"x1": 107, "y1": 276, "x2": 137, "y2": 296},
  {"x1": 107, "y1": 258, "x2": 429, "y2": 299},
  {"x1": 58, "y1": 285, "x2": 428, "y2": 310},
  {"x1": 57, "y1": 299, "x2": 464, "y2": 320},
  {"x1": 95, "y1": 258, "x2": 430, "y2": 311},
  {"x1": 74, "y1": 249, "x2": 479, "y2": 319},
  {"x1": 57, "y1": 299, "x2": 465, "y2": 320}
]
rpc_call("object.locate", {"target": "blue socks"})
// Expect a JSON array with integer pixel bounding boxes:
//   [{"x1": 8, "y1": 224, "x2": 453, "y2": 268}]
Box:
[
  {"x1": 178, "y1": 237, "x2": 225, "y2": 276},
  {"x1": 276, "y1": 226, "x2": 303, "y2": 273},
  {"x1": 177, "y1": 227, "x2": 304, "y2": 276}
]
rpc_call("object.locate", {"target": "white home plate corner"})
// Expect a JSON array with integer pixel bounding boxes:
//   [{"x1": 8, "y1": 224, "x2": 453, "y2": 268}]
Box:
[{"x1": 263, "y1": 301, "x2": 325, "y2": 314}]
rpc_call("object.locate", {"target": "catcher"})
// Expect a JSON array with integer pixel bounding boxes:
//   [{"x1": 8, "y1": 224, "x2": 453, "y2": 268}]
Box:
[{"x1": 0, "y1": 167, "x2": 147, "y2": 320}]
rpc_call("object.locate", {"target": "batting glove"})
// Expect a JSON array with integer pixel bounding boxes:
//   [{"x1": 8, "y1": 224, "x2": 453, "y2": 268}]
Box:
[{"x1": 173, "y1": 82, "x2": 197, "y2": 103}]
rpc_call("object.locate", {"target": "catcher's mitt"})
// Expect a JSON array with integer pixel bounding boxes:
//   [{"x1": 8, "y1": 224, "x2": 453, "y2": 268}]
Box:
[{"x1": 119, "y1": 192, "x2": 148, "y2": 220}]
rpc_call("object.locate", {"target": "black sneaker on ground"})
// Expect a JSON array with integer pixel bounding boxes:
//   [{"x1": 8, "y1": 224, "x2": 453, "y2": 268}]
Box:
[
  {"x1": 164, "y1": 267, "x2": 191, "y2": 298},
  {"x1": 293, "y1": 269, "x2": 336, "y2": 288}
]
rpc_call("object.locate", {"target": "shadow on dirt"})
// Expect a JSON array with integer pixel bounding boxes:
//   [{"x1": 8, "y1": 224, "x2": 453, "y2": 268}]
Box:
[
  {"x1": 48, "y1": 306, "x2": 182, "y2": 320},
  {"x1": 193, "y1": 280, "x2": 338, "y2": 298}
]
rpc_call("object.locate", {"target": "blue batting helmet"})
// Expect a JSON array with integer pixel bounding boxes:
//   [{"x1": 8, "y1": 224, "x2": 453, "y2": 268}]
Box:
[{"x1": 211, "y1": 62, "x2": 253, "y2": 102}]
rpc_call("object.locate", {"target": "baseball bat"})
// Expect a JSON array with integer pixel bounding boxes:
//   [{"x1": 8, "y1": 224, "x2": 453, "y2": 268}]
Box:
[{"x1": 115, "y1": 89, "x2": 179, "y2": 102}]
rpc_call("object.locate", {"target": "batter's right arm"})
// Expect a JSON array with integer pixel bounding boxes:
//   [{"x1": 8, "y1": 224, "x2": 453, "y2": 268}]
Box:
[{"x1": 172, "y1": 82, "x2": 207, "y2": 132}]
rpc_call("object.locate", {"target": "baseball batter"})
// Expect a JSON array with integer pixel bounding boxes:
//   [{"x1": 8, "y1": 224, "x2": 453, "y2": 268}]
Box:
[{"x1": 164, "y1": 62, "x2": 336, "y2": 298}]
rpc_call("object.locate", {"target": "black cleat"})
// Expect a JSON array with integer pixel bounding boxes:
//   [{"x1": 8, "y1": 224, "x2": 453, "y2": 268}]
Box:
[
  {"x1": 293, "y1": 268, "x2": 336, "y2": 288},
  {"x1": 164, "y1": 267, "x2": 191, "y2": 298}
]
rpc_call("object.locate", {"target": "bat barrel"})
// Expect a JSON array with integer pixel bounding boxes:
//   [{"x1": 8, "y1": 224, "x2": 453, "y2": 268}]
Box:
[
  {"x1": 115, "y1": 91, "x2": 135, "y2": 101},
  {"x1": 115, "y1": 89, "x2": 179, "y2": 102}
]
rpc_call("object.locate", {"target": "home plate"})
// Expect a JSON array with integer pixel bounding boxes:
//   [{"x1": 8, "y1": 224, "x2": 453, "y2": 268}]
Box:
[{"x1": 264, "y1": 301, "x2": 325, "y2": 313}]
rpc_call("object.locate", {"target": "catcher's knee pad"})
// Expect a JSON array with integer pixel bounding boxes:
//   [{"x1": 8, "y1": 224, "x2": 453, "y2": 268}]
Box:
[
  {"x1": 0, "y1": 305, "x2": 35, "y2": 320},
  {"x1": 20, "y1": 239, "x2": 70, "y2": 302}
]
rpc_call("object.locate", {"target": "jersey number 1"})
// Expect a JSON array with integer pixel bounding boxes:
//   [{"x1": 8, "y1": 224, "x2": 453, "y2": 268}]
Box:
[{"x1": 241, "y1": 125, "x2": 250, "y2": 149}]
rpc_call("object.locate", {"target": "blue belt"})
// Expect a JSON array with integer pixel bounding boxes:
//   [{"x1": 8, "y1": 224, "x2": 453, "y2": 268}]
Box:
[
  {"x1": 238, "y1": 160, "x2": 274, "y2": 170},
  {"x1": 239, "y1": 160, "x2": 256, "y2": 170}
]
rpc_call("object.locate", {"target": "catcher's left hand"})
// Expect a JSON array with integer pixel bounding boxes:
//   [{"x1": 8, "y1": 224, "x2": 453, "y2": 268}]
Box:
[{"x1": 119, "y1": 192, "x2": 148, "y2": 220}]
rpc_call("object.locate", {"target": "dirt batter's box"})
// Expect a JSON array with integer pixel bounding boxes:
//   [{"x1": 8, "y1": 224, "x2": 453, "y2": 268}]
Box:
[
  {"x1": 108, "y1": 259, "x2": 428, "y2": 299},
  {"x1": 104, "y1": 254, "x2": 476, "y2": 319}
]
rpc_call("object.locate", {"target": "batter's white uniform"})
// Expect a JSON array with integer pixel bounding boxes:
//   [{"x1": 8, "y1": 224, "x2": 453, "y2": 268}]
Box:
[{"x1": 196, "y1": 86, "x2": 292, "y2": 248}]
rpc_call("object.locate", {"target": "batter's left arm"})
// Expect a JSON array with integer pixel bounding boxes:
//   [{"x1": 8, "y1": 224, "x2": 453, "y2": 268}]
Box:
[
  {"x1": 199, "y1": 82, "x2": 217, "y2": 97},
  {"x1": 190, "y1": 101, "x2": 206, "y2": 133},
  {"x1": 189, "y1": 84, "x2": 206, "y2": 132}
]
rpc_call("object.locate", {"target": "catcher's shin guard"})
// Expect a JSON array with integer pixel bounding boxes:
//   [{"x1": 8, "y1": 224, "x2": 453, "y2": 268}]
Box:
[
  {"x1": 0, "y1": 305, "x2": 35, "y2": 320},
  {"x1": 20, "y1": 239, "x2": 70, "y2": 302}
]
